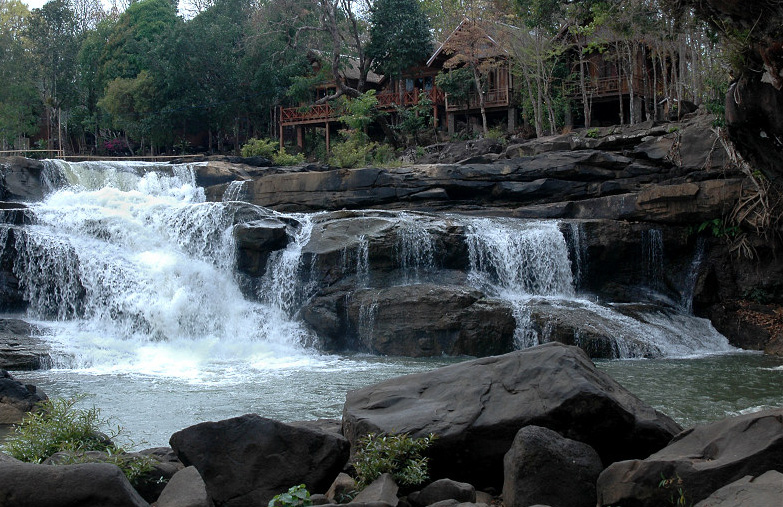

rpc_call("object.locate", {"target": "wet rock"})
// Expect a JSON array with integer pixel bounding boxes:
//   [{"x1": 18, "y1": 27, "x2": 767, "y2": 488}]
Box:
[
  {"x1": 170, "y1": 414, "x2": 350, "y2": 507},
  {"x1": 156, "y1": 466, "x2": 214, "y2": 507},
  {"x1": 693, "y1": 470, "x2": 783, "y2": 507},
  {"x1": 502, "y1": 425, "x2": 602, "y2": 507},
  {"x1": 597, "y1": 408, "x2": 783, "y2": 506},
  {"x1": 341, "y1": 285, "x2": 515, "y2": 357},
  {"x1": 0, "y1": 369, "x2": 47, "y2": 424},
  {"x1": 0, "y1": 157, "x2": 46, "y2": 202},
  {"x1": 408, "y1": 479, "x2": 476, "y2": 507},
  {"x1": 0, "y1": 319, "x2": 51, "y2": 370},
  {"x1": 233, "y1": 218, "x2": 290, "y2": 276},
  {"x1": 0, "y1": 461, "x2": 149, "y2": 507},
  {"x1": 135, "y1": 447, "x2": 185, "y2": 503},
  {"x1": 342, "y1": 342, "x2": 682, "y2": 489}
]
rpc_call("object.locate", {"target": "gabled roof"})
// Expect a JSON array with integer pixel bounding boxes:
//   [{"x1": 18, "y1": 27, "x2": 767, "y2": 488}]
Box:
[
  {"x1": 427, "y1": 18, "x2": 518, "y2": 67},
  {"x1": 306, "y1": 49, "x2": 385, "y2": 85}
]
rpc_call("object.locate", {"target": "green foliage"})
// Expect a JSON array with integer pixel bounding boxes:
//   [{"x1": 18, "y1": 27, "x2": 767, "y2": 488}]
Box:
[
  {"x1": 272, "y1": 148, "x2": 305, "y2": 166},
  {"x1": 435, "y1": 68, "x2": 475, "y2": 107},
  {"x1": 485, "y1": 126, "x2": 507, "y2": 141},
  {"x1": 667, "y1": 126, "x2": 680, "y2": 133},
  {"x1": 353, "y1": 432, "x2": 435, "y2": 488},
  {"x1": 367, "y1": 0, "x2": 433, "y2": 80},
  {"x1": 658, "y1": 473, "x2": 691, "y2": 507},
  {"x1": 331, "y1": 137, "x2": 377, "y2": 168},
  {"x1": 697, "y1": 218, "x2": 740, "y2": 238},
  {"x1": 3, "y1": 397, "x2": 155, "y2": 486},
  {"x1": 585, "y1": 127, "x2": 600, "y2": 138},
  {"x1": 339, "y1": 90, "x2": 381, "y2": 135},
  {"x1": 742, "y1": 287, "x2": 771, "y2": 304},
  {"x1": 241, "y1": 137, "x2": 278, "y2": 158},
  {"x1": 269, "y1": 484, "x2": 312, "y2": 507},
  {"x1": 395, "y1": 92, "x2": 434, "y2": 144}
]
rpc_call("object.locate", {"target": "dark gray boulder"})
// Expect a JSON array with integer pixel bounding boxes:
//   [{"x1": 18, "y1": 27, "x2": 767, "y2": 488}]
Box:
[
  {"x1": 0, "y1": 461, "x2": 149, "y2": 507},
  {"x1": 596, "y1": 408, "x2": 783, "y2": 507},
  {"x1": 0, "y1": 157, "x2": 46, "y2": 202},
  {"x1": 156, "y1": 466, "x2": 214, "y2": 507},
  {"x1": 0, "y1": 369, "x2": 47, "y2": 424},
  {"x1": 693, "y1": 470, "x2": 783, "y2": 507},
  {"x1": 325, "y1": 472, "x2": 357, "y2": 503},
  {"x1": 135, "y1": 447, "x2": 185, "y2": 503},
  {"x1": 408, "y1": 479, "x2": 476, "y2": 507},
  {"x1": 169, "y1": 414, "x2": 350, "y2": 507},
  {"x1": 0, "y1": 319, "x2": 51, "y2": 370},
  {"x1": 342, "y1": 342, "x2": 681, "y2": 489},
  {"x1": 233, "y1": 218, "x2": 290, "y2": 276},
  {"x1": 343, "y1": 285, "x2": 515, "y2": 357},
  {"x1": 351, "y1": 473, "x2": 398, "y2": 507},
  {"x1": 502, "y1": 425, "x2": 602, "y2": 507}
]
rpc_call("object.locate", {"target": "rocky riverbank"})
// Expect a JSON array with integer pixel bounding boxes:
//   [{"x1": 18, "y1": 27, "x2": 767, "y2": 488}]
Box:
[{"x1": 1, "y1": 343, "x2": 781, "y2": 506}]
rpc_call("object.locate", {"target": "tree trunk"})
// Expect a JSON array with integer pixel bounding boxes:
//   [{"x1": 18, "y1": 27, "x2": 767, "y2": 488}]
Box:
[{"x1": 472, "y1": 66, "x2": 488, "y2": 136}]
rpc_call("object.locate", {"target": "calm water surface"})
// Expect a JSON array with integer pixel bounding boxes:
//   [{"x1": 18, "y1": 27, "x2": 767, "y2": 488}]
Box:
[{"x1": 6, "y1": 351, "x2": 782, "y2": 449}]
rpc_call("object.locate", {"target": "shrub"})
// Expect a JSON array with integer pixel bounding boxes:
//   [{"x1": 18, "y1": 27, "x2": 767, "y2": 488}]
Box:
[
  {"x1": 485, "y1": 126, "x2": 507, "y2": 142},
  {"x1": 269, "y1": 484, "x2": 312, "y2": 507},
  {"x1": 353, "y1": 432, "x2": 435, "y2": 488},
  {"x1": 3, "y1": 397, "x2": 155, "y2": 486},
  {"x1": 331, "y1": 138, "x2": 377, "y2": 168},
  {"x1": 585, "y1": 127, "x2": 600, "y2": 139},
  {"x1": 272, "y1": 149, "x2": 305, "y2": 166},
  {"x1": 241, "y1": 138, "x2": 278, "y2": 159}
]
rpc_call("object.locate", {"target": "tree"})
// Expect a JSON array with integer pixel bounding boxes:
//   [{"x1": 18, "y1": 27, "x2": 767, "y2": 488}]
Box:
[
  {"x1": 98, "y1": 70, "x2": 156, "y2": 154},
  {"x1": 366, "y1": 0, "x2": 433, "y2": 80}
]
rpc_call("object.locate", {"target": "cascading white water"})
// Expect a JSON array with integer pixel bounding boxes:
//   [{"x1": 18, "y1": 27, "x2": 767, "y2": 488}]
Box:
[
  {"x1": 222, "y1": 181, "x2": 247, "y2": 202},
  {"x1": 395, "y1": 213, "x2": 435, "y2": 284},
  {"x1": 463, "y1": 217, "x2": 733, "y2": 357},
  {"x1": 10, "y1": 160, "x2": 315, "y2": 376}
]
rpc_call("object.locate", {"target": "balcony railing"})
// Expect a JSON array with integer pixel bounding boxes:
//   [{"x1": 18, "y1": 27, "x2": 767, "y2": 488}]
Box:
[
  {"x1": 376, "y1": 88, "x2": 445, "y2": 109},
  {"x1": 565, "y1": 76, "x2": 647, "y2": 98},
  {"x1": 446, "y1": 87, "x2": 510, "y2": 112}
]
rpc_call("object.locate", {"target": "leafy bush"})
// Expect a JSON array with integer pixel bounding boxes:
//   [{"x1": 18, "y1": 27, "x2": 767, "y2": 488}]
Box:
[
  {"x1": 241, "y1": 138, "x2": 278, "y2": 159},
  {"x1": 353, "y1": 432, "x2": 435, "y2": 488},
  {"x1": 585, "y1": 127, "x2": 600, "y2": 139},
  {"x1": 331, "y1": 137, "x2": 377, "y2": 168},
  {"x1": 3, "y1": 397, "x2": 155, "y2": 486},
  {"x1": 485, "y1": 126, "x2": 507, "y2": 142},
  {"x1": 272, "y1": 149, "x2": 305, "y2": 166},
  {"x1": 269, "y1": 484, "x2": 312, "y2": 507}
]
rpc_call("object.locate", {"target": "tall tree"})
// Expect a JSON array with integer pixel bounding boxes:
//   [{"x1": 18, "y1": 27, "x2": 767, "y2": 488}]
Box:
[{"x1": 366, "y1": 0, "x2": 432, "y2": 80}]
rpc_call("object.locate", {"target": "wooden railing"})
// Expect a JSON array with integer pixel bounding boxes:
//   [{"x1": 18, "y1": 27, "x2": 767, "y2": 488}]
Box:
[
  {"x1": 279, "y1": 88, "x2": 445, "y2": 126},
  {"x1": 565, "y1": 76, "x2": 647, "y2": 98},
  {"x1": 446, "y1": 88, "x2": 510, "y2": 112}
]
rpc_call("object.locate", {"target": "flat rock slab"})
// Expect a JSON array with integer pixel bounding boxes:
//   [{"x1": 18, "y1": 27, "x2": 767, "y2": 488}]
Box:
[
  {"x1": 693, "y1": 470, "x2": 783, "y2": 507},
  {"x1": 0, "y1": 369, "x2": 47, "y2": 424},
  {"x1": 170, "y1": 414, "x2": 350, "y2": 507},
  {"x1": 0, "y1": 319, "x2": 51, "y2": 370},
  {"x1": 597, "y1": 408, "x2": 783, "y2": 506},
  {"x1": 342, "y1": 342, "x2": 681, "y2": 489}
]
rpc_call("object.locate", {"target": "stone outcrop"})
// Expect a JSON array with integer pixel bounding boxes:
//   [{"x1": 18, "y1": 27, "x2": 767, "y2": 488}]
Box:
[
  {"x1": 408, "y1": 479, "x2": 476, "y2": 507},
  {"x1": 693, "y1": 470, "x2": 783, "y2": 507},
  {"x1": 0, "y1": 461, "x2": 150, "y2": 507},
  {"x1": 169, "y1": 414, "x2": 350, "y2": 507},
  {"x1": 502, "y1": 425, "x2": 603, "y2": 507},
  {"x1": 155, "y1": 466, "x2": 214, "y2": 507},
  {"x1": 596, "y1": 408, "x2": 783, "y2": 506},
  {"x1": 0, "y1": 157, "x2": 47, "y2": 202},
  {"x1": 0, "y1": 369, "x2": 47, "y2": 424},
  {"x1": 342, "y1": 342, "x2": 682, "y2": 489},
  {"x1": 0, "y1": 319, "x2": 51, "y2": 370}
]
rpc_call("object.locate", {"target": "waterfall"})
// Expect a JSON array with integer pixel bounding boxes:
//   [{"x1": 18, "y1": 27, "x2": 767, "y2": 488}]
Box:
[
  {"x1": 642, "y1": 229, "x2": 664, "y2": 291},
  {"x1": 681, "y1": 237, "x2": 706, "y2": 312},
  {"x1": 395, "y1": 213, "x2": 435, "y2": 284},
  {"x1": 565, "y1": 222, "x2": 588, "y2": 290},
  {"x1": 222, "y1": 181, "x2": 247, "y2": 202},
  {"x1": 11, "y1": 160, "x2": 313, "y2": 374}
]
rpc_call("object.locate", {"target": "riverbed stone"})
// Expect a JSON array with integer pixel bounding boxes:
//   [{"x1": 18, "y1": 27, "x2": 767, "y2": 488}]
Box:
[
  {"x1": 0, "y1": 319, "x2": 52, "y2": 370},
  {"x1": 326, "y1": 472, "x2": 357, "y2": 503},
  {"x1": 170, "y1": 414, "x2": 350, "y2": 507},
  {"x1": 596, "y1": 407, "x2": 783, "y2": 506},
  {"x1": 156, "y1": 466, "x2": 214, "y2": 507},
  {"x1": 233, "y1": 218, "x2": 290, "y2": 276},
  {"x1": 0, "y1": 461, "x2": 149, "y2": 507},
  {"x1": 0, "y1": 369, "x2": 47, "y2": 424},
  {"x1": 408, "y1": 479, "x2": 476, "y2": 507},
  {"x1": 342, "y1": 342, "x2": 682, "y2": 489},
  {"x1": 350, "y1": 473, "x2": 398, "y2": 507},
  {"x1": 693, "y1": 470, "x2": 783, "y2": 507},
  {"x1": 502, "y1": 425, "x2": 602, "y2": 507}
]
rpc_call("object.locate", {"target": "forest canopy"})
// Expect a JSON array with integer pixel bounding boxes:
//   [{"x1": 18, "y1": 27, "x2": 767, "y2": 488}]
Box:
[{"x1": 0, "y1": 0, "x2": 731, "y2": 155}]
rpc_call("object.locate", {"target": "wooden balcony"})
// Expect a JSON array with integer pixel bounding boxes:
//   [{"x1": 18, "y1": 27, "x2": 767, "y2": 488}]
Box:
[
  {"x1": 279, "y1": 88, "x2": 445, "y2": 127},
  {"x1": 446, "y1": 87, "x2": 510, "y2": 112},
  {"x1": 565, "y1": 76, "x2": 647, "y2": 99}
]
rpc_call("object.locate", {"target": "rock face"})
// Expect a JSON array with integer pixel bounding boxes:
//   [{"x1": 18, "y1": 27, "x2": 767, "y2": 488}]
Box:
[
  {"x1": 0, "y1": 319, "x2": 51, "y2": 370},
  {"x1": 408, "y1": 479, "x2": 476, "y2": 507},
  {"x1": 342, "y1": 342, "x2": 682, "y2": 489},
  {"x1": 693, "y1": 470, "x2": 783, "y2": 507},
  {"x1": 0, "y1": 461, "x2": 150, "y2": 507},
  {"x1": 596, "y1": 408, "x2": 783, "y2": 506},
  {"x1": 0, "y1": 157, "x2": 47, "y2": 202},
  {"x1": 502, "y1": 425, "x2": 603, "y2": 507},
  {"x1": 156, "y1": 466, "x2": 214, "y2": 507},
  {"x1": 0, "y1": 369, "x2": 47, "y2": 424},
  {"x1": 169, "y1": 414, "x2": 350, "y2": 507}
]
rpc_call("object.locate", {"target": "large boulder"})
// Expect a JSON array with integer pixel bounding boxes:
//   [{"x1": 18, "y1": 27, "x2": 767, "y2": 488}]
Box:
[
  {"x1": 169, "y1": 414, "x2": 350, "y2": 507},
  {"x1": 596, "y1": 408, "x2": 783, "y2": 506},
  {"x1": 156, "y1": 466, "x2": 214, "y2": 507},
  {"x1": 342, "y1": 342, "x2": 681, "y2": 489},
  {"x1": 0, "y1": 157, "x2": 46, "y2": 202},
  {"x1": 408, "y1": 479, "x2": 476, "y2": 507},
  {"x1": 693, "y1": 470, "x2": 783, "y2": 507},
  {"x1": 0, "y1": 369, "x2": 47, "y2": 424},
  {"x1": 233, "y1": 218, "x2": 290, "y2": 277},
  {"x1": 0, "y1": 461, "x2": 149, "y2": 507},
  {"x1": 0, "y1": 319, "x2": 52, "y2": 370},
  {"x1": 322, "y1": 284, "x2": 515, "y2": 357},
  {"x1": 502, "y1": 425, "x2": 603, "y2": 507}
]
